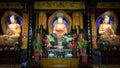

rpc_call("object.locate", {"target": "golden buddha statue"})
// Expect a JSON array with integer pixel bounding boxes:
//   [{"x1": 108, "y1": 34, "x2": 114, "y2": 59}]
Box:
[
  {"x1": 6, "y1": 15, "x2": 21, "y2": 38},
  {"x1": 53, "y1": 16, "x2": 67, "y2": 36},
  {"x1": 99, "y1": 15, "x2": 115, "y2": 38}
]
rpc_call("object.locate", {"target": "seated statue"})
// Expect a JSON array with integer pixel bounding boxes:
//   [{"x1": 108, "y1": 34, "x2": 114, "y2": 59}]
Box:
[
  {"x1": 99, "y1": 15, "x2": 115, "y2": 37},
  {"x1": 6, "y1": 15, "x2": 21, "y2": 38},
  {"x1": 53, "y1": 16, "x2": 67, "y2": 37},
  {"x1": 0, "y1": 15, "x2": 21, "y2": 46},
  {"x1": 98, "y1": 15, "x2": 120, "y2": 46}
]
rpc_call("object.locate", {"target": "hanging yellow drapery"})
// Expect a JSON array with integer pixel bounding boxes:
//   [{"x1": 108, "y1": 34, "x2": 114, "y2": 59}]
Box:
[
  {"x1": 38, "y1": 12, "x2": 47, "y2": 29},
  {"x1": 72, "y1": 12, "x2": 83, "y2": 34}
]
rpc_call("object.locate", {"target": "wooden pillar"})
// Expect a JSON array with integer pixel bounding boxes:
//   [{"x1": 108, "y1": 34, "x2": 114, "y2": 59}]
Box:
[
  {"x1": 21, "y1": 13, "x2": 29, "y2": 49},
  {"x1": 91, "y1": 13, "x2": 98, "y2": 49},
  {"x1": 36, "y1": 14, "x2": 39, "y2": 29}
]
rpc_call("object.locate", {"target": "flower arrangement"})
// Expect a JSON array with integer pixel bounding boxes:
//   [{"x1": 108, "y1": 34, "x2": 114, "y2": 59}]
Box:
[
  {"x1": 77, "y1": 39, "x2": 88, "y2": 56},
  {"x1": 47, "y1": 34, "x2": 55, "y2": 43},
  {"x1": 47, "y1": 33, "x2": 73, "y2": 48},
  {"x1": 77, "y1": 39, "x2": 88, "y2": 49},
  {"x1": 62, "y1": 34, "x2": 73, "y2": 46}
]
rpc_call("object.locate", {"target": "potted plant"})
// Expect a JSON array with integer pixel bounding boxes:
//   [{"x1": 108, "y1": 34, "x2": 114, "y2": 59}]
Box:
[{"x1": 77, "y1": 39, "x2": 88, "y2": 56}]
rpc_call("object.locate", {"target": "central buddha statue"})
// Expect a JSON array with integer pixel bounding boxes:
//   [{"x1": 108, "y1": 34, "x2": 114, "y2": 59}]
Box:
[{"x1": 53, "y1": 14, "x2": 67, "y2": 37}]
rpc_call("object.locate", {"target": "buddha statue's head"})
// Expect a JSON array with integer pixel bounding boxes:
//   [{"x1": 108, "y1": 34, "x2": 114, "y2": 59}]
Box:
[
  {"x1": 10, "y1": 15, "x2": 17, "y2": 24},
  {"x1": 103, "y1": 15, "x2": 110, "y2": 24},
  {"x1": 57, "y1": 17, "x2": 63, "y2": 24},
  {"x1": 56, "y1": 13, "x2": 64, "y2": 24}
]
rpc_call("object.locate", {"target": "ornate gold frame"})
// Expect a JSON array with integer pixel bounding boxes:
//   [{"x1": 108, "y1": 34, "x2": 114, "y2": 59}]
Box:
[
  {"x1": 48, "y1": 10, "x2": 72, "y2": 34},
  {"x1": 34, "y1": 1, "x2": 85, "y2": 10},
  {"x1": 0, "y1": 2, "x2": 22, "y2": 9},
  {"x1": 97, "y1": 2, "x2": 120, "y2": 9}
]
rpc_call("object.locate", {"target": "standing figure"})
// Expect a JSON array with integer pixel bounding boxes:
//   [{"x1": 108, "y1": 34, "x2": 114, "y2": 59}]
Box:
[{"x1": 6, "y1": 15, "x2": 21, "y2": 37}]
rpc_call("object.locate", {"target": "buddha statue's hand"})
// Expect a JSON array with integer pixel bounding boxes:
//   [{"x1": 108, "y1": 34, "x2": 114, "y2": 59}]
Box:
[
  {"x1": 101, "y1": 30, "x2": 107, "y2": 34},
  {"x1": 111, "y1": 34, "x2": 116, "y2": 37}
]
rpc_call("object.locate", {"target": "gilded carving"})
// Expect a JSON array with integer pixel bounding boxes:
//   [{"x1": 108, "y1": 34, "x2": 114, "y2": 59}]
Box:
[
  {"x1": 22, "y1": 13, "x2": 29, "y2": 49},
  {"x1": 97, "y1": 2, "x2": 120, "y2": 8},
  {"x1": 0, "y1": 2, "x2": 22, "y2": 9},
  {"x1": 34, "y1": 1, "x2": 85, "y2": 10}
]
